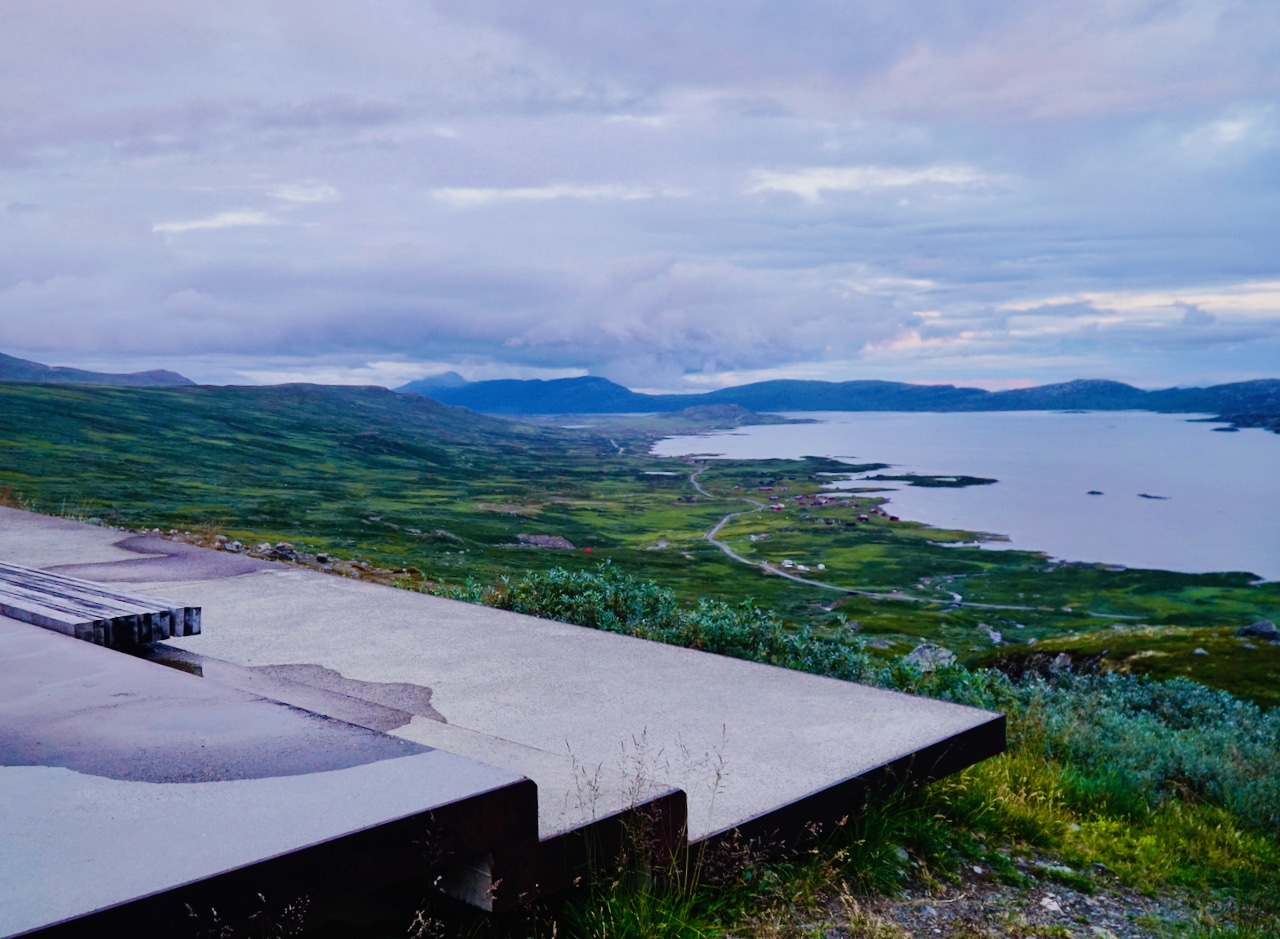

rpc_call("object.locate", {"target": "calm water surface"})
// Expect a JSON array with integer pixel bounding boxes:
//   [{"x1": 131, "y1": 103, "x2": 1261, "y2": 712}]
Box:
[{"x1": 651, "y1": 411, "x2": 1280, "y2": 580}]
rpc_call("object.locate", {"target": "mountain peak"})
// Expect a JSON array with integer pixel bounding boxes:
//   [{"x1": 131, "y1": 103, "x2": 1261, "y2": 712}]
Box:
[{"x1": 398, "y1": 371, "x2": 468, "y2": 393}]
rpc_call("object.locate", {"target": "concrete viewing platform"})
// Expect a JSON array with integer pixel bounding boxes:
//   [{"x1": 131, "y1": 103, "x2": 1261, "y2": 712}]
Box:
[{"x1": 0, "y1": 507, "x2": 1004, "y2": 936}]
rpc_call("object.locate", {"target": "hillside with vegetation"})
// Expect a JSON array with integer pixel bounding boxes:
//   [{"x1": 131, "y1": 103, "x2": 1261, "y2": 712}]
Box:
[
  {"x1": 0, "y1": 380, "x2": 1277, "y2": 938},
  {"x1": 0, "y1": 350, "x2": 192, "y2": 387}
]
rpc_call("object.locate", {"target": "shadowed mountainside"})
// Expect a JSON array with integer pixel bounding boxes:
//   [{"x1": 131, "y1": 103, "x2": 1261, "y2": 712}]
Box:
[{"x1": 399, "y1": 375, "x2": 1280, "y2": 430}]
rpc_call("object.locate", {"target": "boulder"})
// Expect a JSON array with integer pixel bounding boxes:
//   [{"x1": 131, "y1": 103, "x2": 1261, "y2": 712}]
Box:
[
  {"x1": 516, "y1": 534, "x2": 576, "y2": 550},
  {"x1": 1236, "y1": 620, "x2": 1279, "y2": 642},
  {"x1": 904, "y1": 643, "x2": 956, "y2": 671},
  {"x1": 1048, "y1": 652, "x2": 1073, "y2": 674}
]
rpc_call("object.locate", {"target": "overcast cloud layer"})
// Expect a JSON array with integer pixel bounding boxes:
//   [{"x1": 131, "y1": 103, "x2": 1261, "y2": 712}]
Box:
[{"x1": 2, "y1": 0, "x2": 1278, "y2": 389}]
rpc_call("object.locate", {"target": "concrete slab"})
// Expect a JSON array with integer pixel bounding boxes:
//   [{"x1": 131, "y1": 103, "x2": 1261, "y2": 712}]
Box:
[
  {"x1": 0, "y1": 616, "x2": 537, "y2": 936},
  {"x1": 177, "y1": 567, "x2": 998, "y2": 840},
  {"x1": 0, "y1": 507, "x2": 1003, "y2": 857}
]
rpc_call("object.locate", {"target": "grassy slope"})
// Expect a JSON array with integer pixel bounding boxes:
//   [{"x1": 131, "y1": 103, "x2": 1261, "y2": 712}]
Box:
[
  {"x1": 2, "y1": 381, "x2": 1278, "y2": 936},
  {"x1": 1, "y1": 381, "x2": 1276, "y2": 707}
]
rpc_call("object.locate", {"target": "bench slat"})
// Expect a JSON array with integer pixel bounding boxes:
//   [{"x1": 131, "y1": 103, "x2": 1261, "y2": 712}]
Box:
[{"x1": 0, "y1": 562, "x2": 201, "y2": 648}]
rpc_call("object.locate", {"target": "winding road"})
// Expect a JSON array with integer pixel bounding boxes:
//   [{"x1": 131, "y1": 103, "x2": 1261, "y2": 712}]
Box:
[
  {"x1": 689, "y1": 466, "x2": 1129, "y2": 616},
  {"x1": 691, "y1": 466, "x2": 942, "y2": 601}
]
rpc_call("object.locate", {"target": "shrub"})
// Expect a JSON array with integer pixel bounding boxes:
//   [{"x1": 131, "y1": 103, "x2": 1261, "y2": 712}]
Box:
[
  {"x1": 1020, "y1": 673, "x2": 1280, "y2": 831},
  {"x1": 432, "y1": 565, "x2": 1280, "y2": 836}
]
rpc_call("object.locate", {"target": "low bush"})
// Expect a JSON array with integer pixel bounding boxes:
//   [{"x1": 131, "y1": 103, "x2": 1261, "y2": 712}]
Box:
[
  {"x1": 1023, "y1": 673, "x2": 1280, "y2": 831},
  {"x1": 442, "y1": 564, "x2": 1280, "y2": 836}
]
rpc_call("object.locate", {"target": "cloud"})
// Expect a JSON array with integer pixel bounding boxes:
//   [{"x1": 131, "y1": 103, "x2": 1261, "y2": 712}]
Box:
[
  {"x1": 1180, "y1": 304, "x2": 1216, "y2": 327},
  {"x1": 233, "y1": 359, "x2": 586, "y2": 387},
  {"x1": 1179, "y1": 106, "x2": 1277, "y2": 161},
  {"x1": 748, "y1": 165, "x2": 994, "y2": 202},
  {"x1": 1, "y1": 0, "x2": 1278, "y2": 391},
  {"x1": 269, "y1": 183, "x2": 340, "y2": 203},
  {"x1": 431, "y1": 184, "x2": 669, "y2": 207},
  {"x1": 445, "y1": 0, "x2": 1280, "y2": 121},
  {"x1": 152, "y1": 210, "x2": 277, "y2": 234},
  {"x1": 1002, "y1": 282, "x2": 1280, "y2": 321}
]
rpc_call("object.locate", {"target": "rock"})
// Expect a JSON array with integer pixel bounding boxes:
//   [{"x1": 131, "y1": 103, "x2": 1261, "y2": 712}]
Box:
[
  {"x1": 214, "y1": 534, "x2": 228, "y2": 543},
  {"x1": 315, "y1": 553, "x2": 329, "y2": 563},
  {"x1": 1039, "y1": 896, "x2": 1062, "y2": 913},
  {"x1": 1048, "y1": 652, "x2": 1073, "y2": 674},
  {"x1": 904, "y1": 643, "x2": 956, "y2": 671},
  {"x1": 1237, "y1": 620, "x2": 1278, "y2": 641},
  {"x1": 516, "y1": 533, "x2": 576, "y2": 550},
  {"x1": 1193, "y1": 647, "x2": 1208, "y2": 655},
  {"x1": 1039, "y1": 863, "x2": 1076, "y2": 876},
  {"x1": 226, "y1": 540, "x2": 242, "y2": 553}
]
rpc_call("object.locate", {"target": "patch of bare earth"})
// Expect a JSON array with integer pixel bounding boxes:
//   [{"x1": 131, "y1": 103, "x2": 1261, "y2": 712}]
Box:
[{"x1": 742, "y1": 861, "x2": 1217, "y2": 939}]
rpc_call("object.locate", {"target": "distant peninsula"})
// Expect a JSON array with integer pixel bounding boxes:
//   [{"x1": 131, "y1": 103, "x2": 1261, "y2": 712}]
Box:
[
  {"x1": 0, "y1": 352, "x2": 192, "y2": 388},
  {"x1": 399, "y1": 373, "x2": 1280, "y2": 432}
]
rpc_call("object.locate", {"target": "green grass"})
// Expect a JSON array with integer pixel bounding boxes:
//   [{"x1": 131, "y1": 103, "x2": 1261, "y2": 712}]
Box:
[
  {"x1": 2, "y1": 381, "x2": 1275, "y2": 708},
  {"x1": 3, "y1": 380, "x2": 1279, "y2": 936},
  {"x1": 977, "y1": 624, "x2": 1280, "y2": 710},
  {"x1": 426, "y1": 565, "x2": 1280, "y2": 938},
  {"x1": 417, "y1": 564, "x2": 1280, "y2": 939}
]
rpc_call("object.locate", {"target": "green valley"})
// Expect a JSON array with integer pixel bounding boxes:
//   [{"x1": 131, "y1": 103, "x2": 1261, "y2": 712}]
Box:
[{"x1": 0, "y1": 380, "x2": 1275, "y2": 708}]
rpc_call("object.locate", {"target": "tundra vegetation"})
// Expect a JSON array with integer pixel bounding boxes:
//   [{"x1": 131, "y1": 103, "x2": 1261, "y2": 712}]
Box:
[{"x1": 0, "y1": 381, "x2": 1276, "y2": 937}]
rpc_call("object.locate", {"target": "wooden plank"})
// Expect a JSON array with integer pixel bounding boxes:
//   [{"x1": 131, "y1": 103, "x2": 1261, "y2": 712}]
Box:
[{"x1": 0, "y1": 562, "x2": 200, "y2": 648}]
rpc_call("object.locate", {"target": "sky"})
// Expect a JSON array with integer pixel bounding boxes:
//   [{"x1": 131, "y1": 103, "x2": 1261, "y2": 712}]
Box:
[{"x1": 1, "y1": 0, "x2": 1278, "y2": 392}]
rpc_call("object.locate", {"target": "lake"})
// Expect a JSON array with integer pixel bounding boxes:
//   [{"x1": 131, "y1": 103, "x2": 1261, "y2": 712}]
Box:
[{"x1": 651, "y1": 411, "x2": 1280, "y2": 581}]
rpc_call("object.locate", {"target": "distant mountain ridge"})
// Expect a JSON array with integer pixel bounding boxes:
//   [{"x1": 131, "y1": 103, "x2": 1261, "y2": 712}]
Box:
[
  {"x1": 398, "y1": 374, "x2": 1280, "y2": 429},
  {"x1": 0, "y1": 352, "x2": 193, "y2": 387}
]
